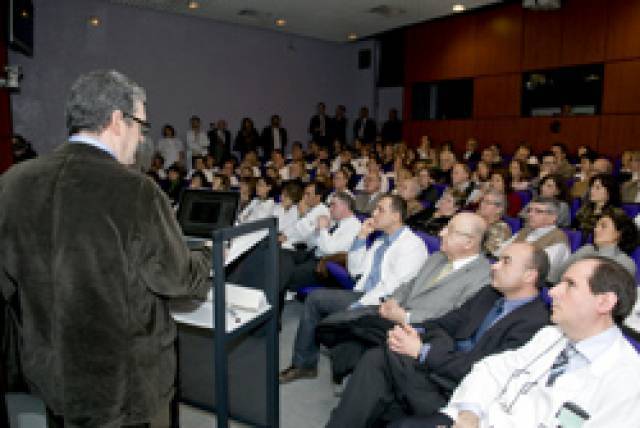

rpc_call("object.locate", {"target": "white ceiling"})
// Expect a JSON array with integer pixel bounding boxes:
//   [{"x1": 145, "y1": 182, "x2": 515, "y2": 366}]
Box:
[{"x1": 106, "y1": 0, "x2": 501, "y2": 42}]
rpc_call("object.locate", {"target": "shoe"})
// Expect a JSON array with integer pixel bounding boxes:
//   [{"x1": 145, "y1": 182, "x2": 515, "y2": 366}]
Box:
[{"x1": 279, "y1": 365, "x2": 318, "y2": 384}]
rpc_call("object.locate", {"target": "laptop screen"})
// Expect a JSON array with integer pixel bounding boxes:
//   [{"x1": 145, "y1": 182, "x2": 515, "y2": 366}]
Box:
[{"x1": 177, "y1": 189, "x2": 239, "y2": 238}]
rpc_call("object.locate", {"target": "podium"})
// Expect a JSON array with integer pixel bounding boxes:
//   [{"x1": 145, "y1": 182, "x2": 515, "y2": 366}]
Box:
[{"x1": 173, "y1": 218, "x2": 279, "y2": 428}]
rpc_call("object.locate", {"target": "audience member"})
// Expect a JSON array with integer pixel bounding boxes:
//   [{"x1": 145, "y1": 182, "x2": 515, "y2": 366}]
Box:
[
  {"x1": 156, "y1": 124, "x2": 184, "y2": 170},
  {"x1": 233, "y1": 117, "x2": 260, "y2": 158},
  {"x1": 381, "y1": 108, "x2": 402, "y2": 143},
  {"x1": 397, "y1": 177, "x2": 424, "y2": 217},
  {"x1": 279, "y1": 195, "x2": 427, "y2": 383},
  {"x1": 462, "y1": 138, "x2": 480, "y2": 162},
  {"x1": 261, "y1": 114, "x2": 288, "y2": 160},
  {"x1": 499, "y1": 196, "x2": 569, "y2": 281},
  {"x1": 621, "y1": 150, "x2": 640, "y2": 203},
  {"x1": 416, "y1": 167, "x2": 440, "y2": 206},
  {"x1": 552, "y1": 207, "x2": 638, "y2": 282},
  {"x1": 408, "y1": 188, "x2": 464, "y2": 235},
  {"x1": 573, "y1": 173, "x2": 621, "y2": 239},
  {"x1": 508, "y1": 158, "x2": 531, "y2": 191},
  {"x1": 279, "y1": 182, "x2": 330, "y2": 248},
  {"x1": 327, "y1": 242, "x2": 550, "y2": 427},
  {"x1": 237, "y1": 177, "x2": 276, "y2": 224},
  {"x1": 208, "y1": 119, "x2": 231, "y2": 165},
  {"x1": 419, "y1": 257, "x2": 639, "y2": 428},
  {"x1": 329, "y1": 104, "x2": 348, "y2": 145},
  {"x1": 521, "y1": 174, "x2": 570, "y2": 227},
  {"x1": 186, "y1": 115, "x2": 209, "y2": 159},
  {"x1": 353, "y1": 106, "x2": 377, "y2": 144},
  {"x1": 354, "y1": 172, "x2": 383, "y2": 215},
  {"x1": 477, "y1": 190, "x2": 512, "y2": 256},
  {"x1": 274, "y1": 181, "x2": 303, "y2": 234},
  {"x1": 309, "y1": 102, "x2": 329, "y2": 147}
]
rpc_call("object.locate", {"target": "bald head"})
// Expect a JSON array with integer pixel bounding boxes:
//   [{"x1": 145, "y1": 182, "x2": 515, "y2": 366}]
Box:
[{"x1": 440, "y1": 212, "x2": 487, "y2": 259}]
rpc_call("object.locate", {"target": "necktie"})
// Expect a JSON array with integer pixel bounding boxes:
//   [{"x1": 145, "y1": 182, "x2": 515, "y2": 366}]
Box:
[
  {"x1": 546, "y1": 344, "x2": 574, "y2": 386},
  {"x1": 428, "y1": 262, "x2": 454, "y2": 287},
  {"x1": 328, "y1": 222, "x2": 339, "y2": 235},
  {"x1": 362, "y1": 236, "x2": 391, "y2": 293},
  {"x1": 456, "y1": 299, "x2": 504, "y2": 352}
]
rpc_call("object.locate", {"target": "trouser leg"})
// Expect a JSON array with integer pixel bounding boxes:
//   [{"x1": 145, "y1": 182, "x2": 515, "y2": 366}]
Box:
[{"x1": 291, "y1": 289, "x2": 360, "y2": 369}]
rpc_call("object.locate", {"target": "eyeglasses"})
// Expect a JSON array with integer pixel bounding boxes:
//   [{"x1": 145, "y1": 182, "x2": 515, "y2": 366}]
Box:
[
  {"x1": 482, "y1": 199, "x2": 502, "y2": 206},
  {"x1": 123, "y1": 112, "x2": 151, "y2": 135},
  {"x1": 527, "y1": 207, "x2": 553, "y2": 215}
]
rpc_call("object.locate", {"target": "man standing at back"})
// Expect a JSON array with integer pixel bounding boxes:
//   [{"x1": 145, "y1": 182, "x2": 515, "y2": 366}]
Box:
[{"x1": 0, "y1": 70, "x2": 212, "y2": 427}]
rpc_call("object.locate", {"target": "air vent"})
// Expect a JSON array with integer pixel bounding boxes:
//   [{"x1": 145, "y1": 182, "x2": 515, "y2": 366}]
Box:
[{"x1": 369, "y1": 5, "x2": 406, "y2": 18}]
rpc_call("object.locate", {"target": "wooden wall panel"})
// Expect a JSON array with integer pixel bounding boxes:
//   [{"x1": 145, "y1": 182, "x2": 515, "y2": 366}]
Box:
[
  {"x1": 606, "y1": 0, "x2": 640, "y2": 60},
  {"x1": 405, "y1": 15, "x2": 477, "y2": 82},
  {"x1": 561, "y1": 0, "x2": 607, "y2": 65},
  {"x1": 474, "y1": 74, "x2": 521, "y2": 118},
  {"x1": 522, "y1": 9, "x2": 563, "y2": 70},
  {"x1": 599, "y1": 115, "x2": 640, "y2": 157},
  {"x1": 473, "y1": 3, "x2": 523, "y2": 76},
  {"x1": 603, "y1": 60, "x2": 640, "y2": 114}
]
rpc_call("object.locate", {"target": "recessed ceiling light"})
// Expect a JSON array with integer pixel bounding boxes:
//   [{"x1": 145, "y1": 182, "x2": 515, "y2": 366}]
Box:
[
  {"x1": 275, "y1": 18, "x2": 286, "y2": 27},
  {"x1": 188, "y1": 1, "x2": 200, "y2": 10},
  {"x1": 20, "y1": 9, "x2": 29, "y2": 18},
  {"x1": 88, "y1": 16, "x2": 101, "y2": 27},
  {"x1": 453, "y1": 4, "x2": 466, "y2": 12},
  {"x1": 347, "y1": 32, "x2": 357, "y2": 41}
]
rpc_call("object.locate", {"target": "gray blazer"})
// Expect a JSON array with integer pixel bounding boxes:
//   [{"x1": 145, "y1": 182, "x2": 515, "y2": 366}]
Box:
[{"x1": 391, "y1": 251, "x2": 492, "y2": 323}]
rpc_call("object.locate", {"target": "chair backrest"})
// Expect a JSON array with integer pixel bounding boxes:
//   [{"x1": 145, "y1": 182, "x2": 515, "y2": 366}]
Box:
[
  {"x1": 622, "y1": 203, "x2": 640, "y2": 219},
  {"x1": 570, "y1": 198, "x2": 582, "y2": 223},
  {"x1": 515, "y1": 190, "x2": 532, "y2": 207},
  {"x1": 632, "y1": 247, "x2": 640, "y2": 283},
  {"x1": 433, "y1": 183, "x2": 447, "y2": 199},
  {"x1": 562, "y1": 228, "x2": 582, "y2": 253},
  {"x1": 413, "y1": 230, "x2": 440, "y2": 253},
  {"x1": 502, "y1": 216, "x2": 522, "y2": 234}
]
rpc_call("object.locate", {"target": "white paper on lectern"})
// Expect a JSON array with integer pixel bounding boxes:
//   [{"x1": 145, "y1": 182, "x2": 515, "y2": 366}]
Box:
[
  {"x1": 224, "y1": 229, "x2": 269, "y2": 266},
  {"x1": 170, "y1": 283, "x2": 270, "y2": 332}
]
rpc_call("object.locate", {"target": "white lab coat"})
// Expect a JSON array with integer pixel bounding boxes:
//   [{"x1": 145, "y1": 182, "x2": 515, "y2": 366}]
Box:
[
  {"x1": 443, "y1": 325, "x2": 640, "y2": 428},
  {"x1": 348, "y1": 228, "x2": 428, "y2": 306}
]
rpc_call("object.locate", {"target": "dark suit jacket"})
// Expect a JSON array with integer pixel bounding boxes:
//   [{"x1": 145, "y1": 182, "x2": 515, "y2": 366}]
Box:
[
  {"x1": 353, "y1": 118, "x2": 377, "y2": 143},
  {"x1": 260, "y1": 126, "x2": 288, "y2": 158},
  {"x1": 330, "y1": 116, "x2": 348, "y2": 144},
  {"x1": 309, "y1": 114, "x2": 329, "y2": 145},
  {"x1": 0, "y1": 143, "x2": 211, "y2": 425},
  {"x1": 418, "y1": 286, "x2": 550, "y2": 383},
  {"x1": 233, "y1": 129, "x2": 260, "y2": 157},
  {"x1": 207, "y1": 128, "x2": 231, "y2": 164},
  {"x1": 381, "y1": 119, "x2": 402, "y2": 143}
]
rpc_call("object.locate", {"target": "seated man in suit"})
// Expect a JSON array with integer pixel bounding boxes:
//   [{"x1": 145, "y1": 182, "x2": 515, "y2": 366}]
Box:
[
  {"x1": 279, "y1": 194, "x2": 428, "y2": 383},
  {"x1": 498, "y1": 196, "x2": 569, "y2": 282},
  {"x1": 409, "y1": 257, "x2": 640, "y2": 428},
  {"x1": 326, "y1": 242, "x2": 551, "y2": 427},
  {"x1": 279, "y1": 191, "x2": 361, "y2": 294},
  {"x1": 354, "y1": 172, "x2": 383, "y2": 215},
  {"x1": 323, "y1": 212, "x2": 491, "y2": 384}
]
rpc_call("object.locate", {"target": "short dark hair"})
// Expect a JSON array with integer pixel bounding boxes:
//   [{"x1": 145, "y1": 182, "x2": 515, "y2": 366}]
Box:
[
  {"x1": 307, "y1": 181, "x2": 328, "y2": 200},
  {"x1": 598, "y1": 207, "x2": 640, "y2": 254},
  {"x1": 332, "y1": 191, "x2": 356, "y2": 213},
  {"x1": 589, "y1": 173, "x2": 621, "y2": 207},
  {"x1": 66, "y1": 70, "x2": 146, "y2": 135},
  {"x1": 282, "y1": 181, "x2": 303, "y2": 203},
  {"x1": 538, "y1": 173, "x2": 569, "y2": 203},
  {"x1": 530, "y1": 196, "x2": 561, "y2": 218},
  {"x1": 527, "y1": 247, "x2": 550, "y2": 289},
  {"x1": 585, "y1": 257, "x2": 638, "y2": 323},
  {"x1": 382, "y1": 193, "x2": 407, "y2": 222}
]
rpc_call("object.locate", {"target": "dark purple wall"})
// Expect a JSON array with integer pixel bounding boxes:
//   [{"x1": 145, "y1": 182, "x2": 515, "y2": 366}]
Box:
[{"x1": 9, "y1": 0, "x2": 375, "y2": 153}]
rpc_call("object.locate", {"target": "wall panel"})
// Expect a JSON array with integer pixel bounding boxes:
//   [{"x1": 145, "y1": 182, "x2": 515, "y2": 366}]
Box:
[
  {"x1": 473, "y1": 74, "x2": 521, "y2": 118},
  {"x1": 522, "y1": 9, "x2": 563, "y2": 70},
  {"x1": 473, "y1": 3, "x2": 523, "y2": 76},
  {"x1": 606, "y1": 0, "x2": 640, "y2": 60},
  {"x1": 561, "y1": 0, "x2": 607, "y2": 65},
  {"x1": 603, "y1": 60, "x2": 640, "y2": 114}
]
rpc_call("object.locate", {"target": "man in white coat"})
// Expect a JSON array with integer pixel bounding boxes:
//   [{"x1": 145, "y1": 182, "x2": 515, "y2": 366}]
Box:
[
  {"x1": 397, "y1": 256, "x2": 640, "y2": 428},
  {"x1": 280, "y1": 194, "x2": 427, "y2": 383}
]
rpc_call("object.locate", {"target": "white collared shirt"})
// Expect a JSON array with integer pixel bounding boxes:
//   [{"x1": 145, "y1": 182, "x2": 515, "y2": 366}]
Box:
[{"x1": 314, "y1": 215, "x2": 361, "y2": 257}]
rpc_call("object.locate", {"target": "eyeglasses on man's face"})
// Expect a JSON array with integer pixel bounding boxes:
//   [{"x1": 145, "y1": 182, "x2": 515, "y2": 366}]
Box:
[{"x1": 123, "y1": 112, "x2": 151, "y2": 135}]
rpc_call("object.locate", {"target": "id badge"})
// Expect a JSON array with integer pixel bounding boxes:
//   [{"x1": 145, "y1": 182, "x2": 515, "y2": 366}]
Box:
[{"x1": 556, "y1": 402, "x2": 589, "y2": 428}]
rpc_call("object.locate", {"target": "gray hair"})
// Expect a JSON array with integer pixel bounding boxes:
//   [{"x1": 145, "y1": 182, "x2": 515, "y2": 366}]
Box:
[
  {"x1": 66, "y1": 70, "x2": 146, "y2": 135},
  {"x1": 531, "y1": 196, "x2": 560, "y2": 217},
  {"x1": 483, "y1": 188, "x2": 506, "y2": 214}
]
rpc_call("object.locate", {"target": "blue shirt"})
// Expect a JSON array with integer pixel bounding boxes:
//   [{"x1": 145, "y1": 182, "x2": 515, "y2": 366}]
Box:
[
  {"x1": 418, "y1": 295, "x2": 537, "y2": 363},
  {"x1": 69, "y1": 135, "x2": 117, "y2": 159}
]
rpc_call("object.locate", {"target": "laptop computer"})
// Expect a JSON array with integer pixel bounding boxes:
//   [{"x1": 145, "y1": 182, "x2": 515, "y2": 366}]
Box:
[{"x1": 176, "y1": 189, "x2": 240, "y2": 248}]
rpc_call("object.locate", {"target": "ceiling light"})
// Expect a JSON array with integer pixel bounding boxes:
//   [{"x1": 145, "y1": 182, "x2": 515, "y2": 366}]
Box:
[
  {"x1": 188, "y1": 1, "x2": 200, "y2": 10},
  {"x1": 453, "y1": 4, "x2": 466, "y2": 12},
  {"x1": 347, "y1": 32, "x2": 358, "y2": 41},
  {"x1": 88, "y1": 16, "x2": 101, "y2": 27},
  {"x1": 20, "y1": 9, "x2": 29, "y2": 18},
  {"x1": 275, "y1": 18, "x2": 286, "y2": 27}
]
